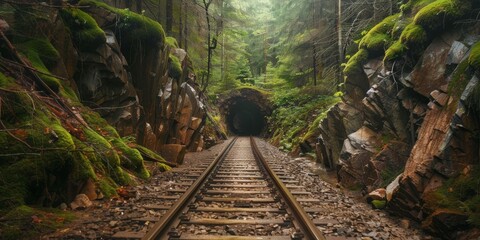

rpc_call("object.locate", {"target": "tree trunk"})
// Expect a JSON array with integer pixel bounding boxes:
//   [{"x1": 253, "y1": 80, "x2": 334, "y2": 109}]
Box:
[
  {"x1": 202, "y1": 0, "x2": 214, "y2": 92},
  {"x1": 179, "y1": 0, "x2": 184, "y2": 48},
  {"x1": 220, "y1": 0, "x2": 225, "y2": 82},
  {"x1": 135, "y1": 0, "x2": 142, "y2": 13},
  {"x1": 166, "y1": 0, "x2": 173, "y2": 35},
  {"x1": 184, "y1": 0, "x2": 188, "y2": 52},
  {"x1": 312, "y1": 0, "x2": 317, "y2": 86},
  {"x1": 337, "y1": 0, "x2": 343, "y2": 81}
]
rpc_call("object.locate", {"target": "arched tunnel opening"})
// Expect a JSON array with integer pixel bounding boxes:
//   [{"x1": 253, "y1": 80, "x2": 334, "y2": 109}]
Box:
[
  {"x1": 226, "y1": 100, "x2": 266, "y2": 136},
  {"x1": 220, "y1": 88, "x2": 272, "y2": 136}
]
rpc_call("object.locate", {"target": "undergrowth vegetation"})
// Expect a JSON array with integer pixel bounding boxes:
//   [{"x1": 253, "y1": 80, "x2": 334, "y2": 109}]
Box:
[
  {"x1": 269, "y1": 86, "x2": 340, "y2": 154},
  {"x1": 425, "y1": 166, "x2": 480, "y2": 227}
]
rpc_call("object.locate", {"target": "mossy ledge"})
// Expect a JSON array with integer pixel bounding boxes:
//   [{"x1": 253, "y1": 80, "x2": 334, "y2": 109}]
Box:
[
  {"x1": 78, "y1": 0, "x2": 166, "y2": 48},
  {"x1": 59, "y1": 7, "x2": 106, "y2": 51}
]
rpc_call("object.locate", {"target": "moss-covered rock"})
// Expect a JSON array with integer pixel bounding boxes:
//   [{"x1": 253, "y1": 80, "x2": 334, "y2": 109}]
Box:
[
  {"x1": 59, "y1": 7, "x2": 106, "y2": 51},
  {"x1": 344, "y1": 49, "x2": 369, "y2": 77},
  {"x1": 384, "y1": 40, "x2": 407, "y2": 61},
  {"x1": 79, "y1": 0, "x2": 165, "y2": 47},
  {"x1": 372, "y1": 200, "x2": 387, "y2": 209},
  {"x1": 169, "y1": 54, "x2": 182, "y2": 80},
  {"x1": 400, "y1": 0, "x2": 437, "y2": 15},
  {"x1": 111, "y1": 138, "x2": 150, "y2": 179},
  {"x1": 400, "y1": 23, "x2": 428, "y2": 47},
  {"x1": 358, "y1": 14, "x2": 399, "y2": 55},
  {"x1": 166, "y1": 36, "x2": 179, "y2": 49},
  {"x1": 0, "y1": 205, "x2": 75, "y2": 240},
  {"x1": 15, "y1": 38, "x2": 62, "y2": 92},
  {"x1": 468, "y1": 42, "x2": 480, "y2": 70},
  {"x1": 414, "y1": 0, "x2": 472, "y2": 33}
]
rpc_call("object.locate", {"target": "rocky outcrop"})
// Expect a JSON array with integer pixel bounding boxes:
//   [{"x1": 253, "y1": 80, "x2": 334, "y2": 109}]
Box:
[
  {"x1": 77, "y1": 3, "x2": 211, "y2": 163},
  {"x1": 75, "y1": 30, "x2": 140, "y2": 137},
  {"x1": 317, "y1": 20, "x2": 480, "y2": 237}
]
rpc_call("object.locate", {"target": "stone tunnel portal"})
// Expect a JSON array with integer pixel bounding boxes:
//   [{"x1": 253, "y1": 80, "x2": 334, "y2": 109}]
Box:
[
  {"x1": 220, "y1": 88, "x2": 272, "y2": 136},
  {"x1": 226, "y1": 99, "x2": 265, "y2": 136}
]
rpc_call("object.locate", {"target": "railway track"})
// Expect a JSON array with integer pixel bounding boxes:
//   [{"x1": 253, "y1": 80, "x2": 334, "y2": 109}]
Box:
[
  {"x1": 52, "y1": 137, "x2": 428, "y2": 240},
  {"x1": 135, "y1": 137, "x2": 325, "y2": 240}
]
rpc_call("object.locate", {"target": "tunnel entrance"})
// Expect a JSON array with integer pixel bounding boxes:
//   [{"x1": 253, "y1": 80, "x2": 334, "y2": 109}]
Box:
[
  {"x1": 219, "y1": 88, "x2": 272, "y2": 136},
  {"x1": 227, "y1": 100, "x2": 265, "y2": 135}
]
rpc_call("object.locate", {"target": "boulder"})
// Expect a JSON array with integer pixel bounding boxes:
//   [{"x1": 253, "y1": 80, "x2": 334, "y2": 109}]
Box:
[
  {"x1": 368, "y1": 188, "x2": 386, "y2": 201},
  {"x1": 160, "y1": 144, "x2": 186, "y2": 164},
  {"x1": 70, "y1": 194, "x2": 93, "y2": 210},
  {"x1": 81, "y1": 178, "x2": 97, "y2": 201},
  {"x1": 386, "y1": 174, "x2": 402, "y2": 201}
]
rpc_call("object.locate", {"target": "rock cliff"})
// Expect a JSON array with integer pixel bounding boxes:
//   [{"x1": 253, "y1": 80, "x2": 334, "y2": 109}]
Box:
[
  {"x1": 0, "y1": 0, "x2": 217, "y2": 209},
  {"x1": 315, "y1": 0, "x2": 480, "y2": 237}
]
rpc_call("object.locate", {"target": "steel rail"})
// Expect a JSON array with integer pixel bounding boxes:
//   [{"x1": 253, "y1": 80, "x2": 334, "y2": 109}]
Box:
[
  {"x1": 250, "y1": 137, "x2": 326, "y2": 240},
  {"x1": 142, "y1": 137, "x2": 238, "y2": 240}
]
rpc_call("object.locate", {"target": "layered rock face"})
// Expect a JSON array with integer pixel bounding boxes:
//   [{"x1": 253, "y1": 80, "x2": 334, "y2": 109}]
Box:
[
  {"x1": 77, "y1": 4, "x2": 208, "y2": 163},
  {"x1": 317, "y1": 25, "x2": 480, "y2": 237}
]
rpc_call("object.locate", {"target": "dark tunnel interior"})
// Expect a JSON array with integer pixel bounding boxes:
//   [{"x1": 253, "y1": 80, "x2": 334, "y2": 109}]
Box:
[{"x1": 226, "y1": 100, "x2": 266, "y2": 136}]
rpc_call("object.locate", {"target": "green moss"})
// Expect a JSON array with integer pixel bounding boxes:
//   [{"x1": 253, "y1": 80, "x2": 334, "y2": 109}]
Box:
[
  {"x1": 59, "y1": 8, "x2": 106, "y2": 51},
  {"x1": 98, "y1": 178, "x2": 118, "y2": 198},
  {"x1": 0, "y1": 205, "x2": 75, "y2": 240},
  {"x1": 448, "y1": 58, "x2": 473, "y2": 99},
  {"x1": 81, "y1": 110, "x2": 120, "y2": 138},
  {"x1": 169, "y1": 54, "x2": 183, "y2": 80},
  {"x1": 414, "y1": 0, "x2": 472, "y2": 33},
  {"x1": 51, "y1": 124, "x2": 75, "y2": 150},
  {"x1": 83, "y1": 128, "x2": 132, "y2": 185},
  {"x1": 360, "y1": 33, "x2": 392, "y2": 54},
  {"x1": 15, "y1": 38, "x2": 61, "y2": 92},
  {"x1": 15, "y1": 38, "x2": 59, "y2": 68},
  {"x1": 400, "y1": 0, "x2": 437, "y2": 14},
  {"x1": 384, "y1": 40, "x2": 407, "y2": 61},
  {"x1": 132, "y1": 144, "x2": 172, "y2": 171},
  {"x1": 157, "y1": 163, "x2": 172, "y2": 172},
  {"x1": 111, "y1": 138, "x2": 150, "y2": 179},
  {"x1": 358, "y1": 14, "x2": 399, "y2": 55},
  {"x1": 468, "y1": 42, "x2": 480, "y2": 70},
  {"x1": 372, "y1": 200, "x2": 387, "y2": 209},
  {"x1": 166, "y1": 36, "x2": 179, "y2": 48},
  {"x1": 391, "y1": 17, "x2": 412, "y2": 39},
  {"x1": 302, "y1": 100, "x2": 340, "y2": 142},
  {"x1": 343, "y1": 49, "x2": 369, "y2": 76},
  {"x1": 83, "y1": 128, "x2": 119, "y2": 167},
  {"x1": 235, "y1": 85, "x2": 271, "y2": 96},
  {"x1": 80, "y1": 0, "x2": 165, "y2": 46},
  {"x1": 400, "y1": 23, "x2": 428, "y2": 47}
]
